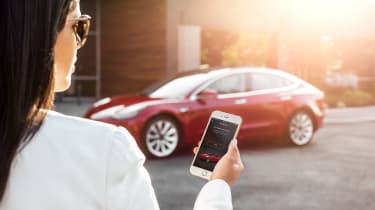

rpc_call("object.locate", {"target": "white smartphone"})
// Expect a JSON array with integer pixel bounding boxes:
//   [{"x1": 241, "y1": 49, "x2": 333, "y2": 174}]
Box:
[{"x1": 190, "y1": 110, "x2": 242, "y2": 179}]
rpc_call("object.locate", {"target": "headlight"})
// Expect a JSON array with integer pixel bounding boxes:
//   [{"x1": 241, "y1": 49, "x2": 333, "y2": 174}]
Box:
[
  {"x1": 91, "y1": 105, "x2": 124, "y2": 120},
  {"x1": 90, "y1": 104, "x2": 147, "y2": 120},
  {"x1": 93, "y1": 97, "x2": 111, "y2": 107},
  {"x1": 113, "y1": 103, "x2": 148, "y2": 120}
]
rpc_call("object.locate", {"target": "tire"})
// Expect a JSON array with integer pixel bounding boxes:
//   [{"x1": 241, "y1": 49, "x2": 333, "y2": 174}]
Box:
[
  {"x1": 141, "y1": 116, "x2": 181, "y2": 158},
  {"x1": 287, "y1": 111, "x2": 315, "y2": 146}
]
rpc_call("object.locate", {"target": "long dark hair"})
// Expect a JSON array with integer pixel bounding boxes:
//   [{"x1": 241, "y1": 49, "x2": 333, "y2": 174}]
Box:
[{"x1": 0, "y1": 0, "x2": 73, "y2": 201}]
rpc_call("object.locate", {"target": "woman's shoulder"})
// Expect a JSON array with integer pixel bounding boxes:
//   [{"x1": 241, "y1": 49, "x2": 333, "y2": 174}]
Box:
[
  {"x1": 40, "y1": 110, "x2": 145, "y2": 163},
  {"x1": 43, "y1": 110, "x2": 127, "y2": 140},
  {"x1": 45, "y1": 110, "x2": 115, "y2": 131},
  {"x1": 33, "y1": 110, "x2": 117, "y2": 149}
]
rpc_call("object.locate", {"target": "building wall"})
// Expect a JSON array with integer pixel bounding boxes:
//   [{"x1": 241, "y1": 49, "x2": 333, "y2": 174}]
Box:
[
  {"x1": 166, "y1": 0, "x2": 375, "y2": 74},
  {"x1": 74, "y1": 0, "x2": 374, "y2": 98},
  {"x1": 101, "y1": 0, "x2": 166, "y2": 96}
]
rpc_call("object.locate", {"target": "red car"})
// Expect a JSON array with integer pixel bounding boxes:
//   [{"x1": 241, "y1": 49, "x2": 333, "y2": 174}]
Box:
[
  {"x1": 84, "y1": 67, "x2": 324, "y2": 158},
  {"x1": 199, "y1": 153, "x2": 221, "y2": 163}
]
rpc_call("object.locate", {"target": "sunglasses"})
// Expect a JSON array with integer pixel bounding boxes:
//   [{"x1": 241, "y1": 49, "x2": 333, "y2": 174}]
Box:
[{"x1": 68, "y1": 14, "x2": 92, "y2": 48}]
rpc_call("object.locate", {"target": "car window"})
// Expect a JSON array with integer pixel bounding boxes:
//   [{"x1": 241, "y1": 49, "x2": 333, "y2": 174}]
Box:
[
  {"x1": 249, "y1": 73, "x2": 294, "y2": 91},
  {"x1": 148, "y1": 73, "x2": 209, "y2": 98},
  {"x1": 206, "y1": 74, "x2": 246, "y2": 94}
]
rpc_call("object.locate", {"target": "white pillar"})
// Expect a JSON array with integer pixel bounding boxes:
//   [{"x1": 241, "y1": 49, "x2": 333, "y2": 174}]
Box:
[{"x1": 178, "y1": 25, "x2": 201, "y2": 71}]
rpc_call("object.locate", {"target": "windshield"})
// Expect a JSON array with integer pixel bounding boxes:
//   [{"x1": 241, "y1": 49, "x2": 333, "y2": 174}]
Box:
[{"x1": 142, "y1": 73, "x2": 210, "y2": 99}]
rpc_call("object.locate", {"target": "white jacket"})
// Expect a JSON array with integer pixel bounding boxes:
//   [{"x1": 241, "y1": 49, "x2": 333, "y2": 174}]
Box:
[{"x1": 0, "y1": 111, "x2": 232, "y2": 210}]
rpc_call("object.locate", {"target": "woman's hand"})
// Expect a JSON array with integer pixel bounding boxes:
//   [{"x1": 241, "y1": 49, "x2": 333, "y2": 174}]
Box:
[{"x1": 193, "y1": 139, "x2": 244, "y2": 187}]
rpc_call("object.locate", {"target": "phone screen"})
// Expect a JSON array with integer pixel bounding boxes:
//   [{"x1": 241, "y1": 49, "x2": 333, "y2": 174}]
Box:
[{"x1": 193, "y1": 117, "x2": 239, "y2": 171}]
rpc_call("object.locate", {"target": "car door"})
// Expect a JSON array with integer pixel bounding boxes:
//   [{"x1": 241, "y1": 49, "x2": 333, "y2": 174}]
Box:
[
  {"x1": 239, "y1": 72, "x2": 295, "y2": 139},
  {"x1": 187, "y1": 73, "x2": 248, "y2": 141}
]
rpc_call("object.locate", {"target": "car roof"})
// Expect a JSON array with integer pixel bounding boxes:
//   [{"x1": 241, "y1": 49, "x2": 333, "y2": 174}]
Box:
[{"x1": 179, "y1": 67, "x2": 302, "y2": 82}]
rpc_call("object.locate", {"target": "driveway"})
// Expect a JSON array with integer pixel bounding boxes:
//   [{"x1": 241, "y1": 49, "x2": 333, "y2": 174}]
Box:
[
  {"x1": 145, "y1": 112, "x2": 375, "y2": 210},
  {"x1": 54, "y1": 102, "x2": 375, "y2": 209}
]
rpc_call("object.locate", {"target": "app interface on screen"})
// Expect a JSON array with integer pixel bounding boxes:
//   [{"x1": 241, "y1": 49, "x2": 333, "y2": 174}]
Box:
[{"x1": 193, "y1": 117, "x2": 238, "y2": 171}]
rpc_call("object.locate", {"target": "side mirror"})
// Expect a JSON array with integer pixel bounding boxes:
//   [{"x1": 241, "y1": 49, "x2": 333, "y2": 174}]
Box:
[{"x1": 197, "y1": 89, "x2": 218, "y2": 102}]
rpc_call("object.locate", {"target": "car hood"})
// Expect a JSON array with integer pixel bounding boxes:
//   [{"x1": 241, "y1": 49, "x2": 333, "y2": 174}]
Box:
[
  {"x1": 89, "y1": 94, "x2": 180, "y2": 114},
  {"x1": 109, "y1": 95, "x2": 161, "y2": 106}
]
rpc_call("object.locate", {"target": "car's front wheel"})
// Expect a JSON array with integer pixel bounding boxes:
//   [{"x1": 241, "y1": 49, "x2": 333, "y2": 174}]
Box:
[
  {"x1": 287, "y1": 111, "x2": 315, "y2": 146},
  {"x1": 141, "y1": 116, "x2": 181, "y2": 158}
]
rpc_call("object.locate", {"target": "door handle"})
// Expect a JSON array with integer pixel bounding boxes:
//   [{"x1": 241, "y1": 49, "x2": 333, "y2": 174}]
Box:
[{"x1": 235, "y1": 98, "x2": 247, "y2": 104}]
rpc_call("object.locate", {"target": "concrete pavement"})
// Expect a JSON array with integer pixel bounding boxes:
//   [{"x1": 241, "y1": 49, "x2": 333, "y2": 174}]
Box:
[
  {"x1": 147, "y1": 120, "x2": 375, "y2": 210},
  {"x1": 323, "y1": 106, "x2": 375, "y2": 124}
]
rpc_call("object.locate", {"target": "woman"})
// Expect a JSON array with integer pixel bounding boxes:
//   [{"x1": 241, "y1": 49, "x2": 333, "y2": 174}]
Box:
[{"x1": 0, "y1": 0, "x2": 244, "y2": 210}]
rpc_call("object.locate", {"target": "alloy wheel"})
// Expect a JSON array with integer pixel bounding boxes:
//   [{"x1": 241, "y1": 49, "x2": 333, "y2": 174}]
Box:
[
  {"x1": 288, "y1": 112, "x2": 314, "y2": 146},
  {"x1": 144, "y1": 118, "x2": 179, "y2": 158}
]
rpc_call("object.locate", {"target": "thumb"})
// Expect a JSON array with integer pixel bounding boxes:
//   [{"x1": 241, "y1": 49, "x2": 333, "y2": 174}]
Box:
[{"x1": 227, "y1": 139, "x2": 240, "y2": 157}]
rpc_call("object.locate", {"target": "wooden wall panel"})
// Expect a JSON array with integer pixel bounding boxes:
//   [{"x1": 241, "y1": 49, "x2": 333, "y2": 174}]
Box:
[{"x1": 101, "y1": 0, "x2": 167, "y2": 96}]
